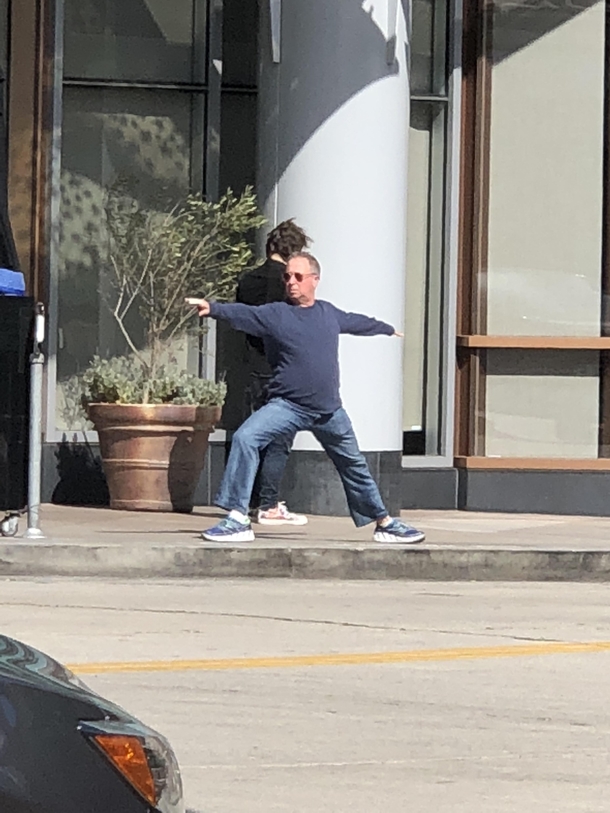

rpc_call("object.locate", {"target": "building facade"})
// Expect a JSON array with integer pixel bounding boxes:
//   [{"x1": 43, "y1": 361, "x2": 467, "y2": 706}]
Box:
[{"x1": 2, "y1": 0, "x2": 609, "y2": 515}]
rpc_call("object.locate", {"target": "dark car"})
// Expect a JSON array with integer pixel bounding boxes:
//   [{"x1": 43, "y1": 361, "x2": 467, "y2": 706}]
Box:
[{"x1": 0, "y1": 634, "x2": 184, "y2": 813}]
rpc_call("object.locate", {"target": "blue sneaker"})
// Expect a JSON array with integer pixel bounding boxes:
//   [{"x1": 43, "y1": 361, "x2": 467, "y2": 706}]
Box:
[
  {"x1": 373, "y1": 518, "x2": 425, "y2": 544},
  {"x1": 201, "y1": 516, "x2": 255, "y2": 543}
]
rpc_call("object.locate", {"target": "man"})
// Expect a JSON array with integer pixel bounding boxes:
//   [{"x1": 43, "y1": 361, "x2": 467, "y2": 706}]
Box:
[
  {"x1": 233, "y1": 219, "x2": 311, "y2": 526},
  {"x1": 186, "y1": 253, "x2": 425, "y2": 545}
]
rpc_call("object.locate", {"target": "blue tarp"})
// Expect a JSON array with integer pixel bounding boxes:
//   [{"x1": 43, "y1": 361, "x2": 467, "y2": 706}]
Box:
[{"x1": 0, "y1": 269, "x2": 25, "y2": 296}]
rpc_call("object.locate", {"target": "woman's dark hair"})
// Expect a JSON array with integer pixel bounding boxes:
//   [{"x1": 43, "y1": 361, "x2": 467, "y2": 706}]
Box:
[{"x1": 266, "y1": 219, "x2": 311, "y2": 261}]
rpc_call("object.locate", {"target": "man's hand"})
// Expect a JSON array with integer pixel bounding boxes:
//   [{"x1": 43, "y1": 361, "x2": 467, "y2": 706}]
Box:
[
  {"x1": 185, "y1": 297, "x2": 211, "y2": 317},
  {"x1": 393, "y1": 331, "x2": 404, "y2": 338}
]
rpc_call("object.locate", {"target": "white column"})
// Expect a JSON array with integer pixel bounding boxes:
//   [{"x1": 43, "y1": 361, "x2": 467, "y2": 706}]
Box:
[{"x1": 258, "y1": 0, "x2": 410, "y2": 452}]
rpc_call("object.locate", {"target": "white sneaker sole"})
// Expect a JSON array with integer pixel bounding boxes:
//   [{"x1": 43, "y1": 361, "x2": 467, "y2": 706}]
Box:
[
  {"x1": 373, "y1": 530, "x2": 425, "y2": 545},
  {"x1": 201, "y1": 529, "x2": 255, "y2": 543},
  {"x1": 257, "y1": 516, "x2": 308, "y2": 526}
]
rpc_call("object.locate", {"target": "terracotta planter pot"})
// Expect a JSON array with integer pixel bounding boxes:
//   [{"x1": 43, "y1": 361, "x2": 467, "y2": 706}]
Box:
[{"x1": 87, "y1": 403, "x2": 222, "y2": 513}]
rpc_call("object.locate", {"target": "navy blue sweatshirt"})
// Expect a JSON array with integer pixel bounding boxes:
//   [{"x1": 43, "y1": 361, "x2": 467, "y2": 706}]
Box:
[{"x1": 209, "y1": 300, "x2": 395, "y2": 413}]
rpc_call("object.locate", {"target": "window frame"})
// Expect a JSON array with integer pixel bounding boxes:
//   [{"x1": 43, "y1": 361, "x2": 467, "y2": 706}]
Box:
[
  {"x1": 455, "y1": 0, "x2": 610, "y2": 469},
  {"x1": 402, "y1": 0, "x2": 462, "y2": 468},
  {"x1": 44, "y1": 0, "x2": 231, "y2": 443}
]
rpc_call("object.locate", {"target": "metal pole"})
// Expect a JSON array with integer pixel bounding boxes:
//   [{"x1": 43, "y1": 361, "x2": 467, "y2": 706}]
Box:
[{"x1": 25, "y1": 303, "x2": 45, "y2": 539}]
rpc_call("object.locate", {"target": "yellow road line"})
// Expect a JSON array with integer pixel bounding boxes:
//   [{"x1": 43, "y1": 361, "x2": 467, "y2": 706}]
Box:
[{"x1": 68, "y1": 641, "x2": 610, "y2": 675}]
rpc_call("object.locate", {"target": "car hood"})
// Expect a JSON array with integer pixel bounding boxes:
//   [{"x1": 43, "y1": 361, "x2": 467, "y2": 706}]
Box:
[{"x1": 0, "y1": 634, "x2": 131, "y2": 720}]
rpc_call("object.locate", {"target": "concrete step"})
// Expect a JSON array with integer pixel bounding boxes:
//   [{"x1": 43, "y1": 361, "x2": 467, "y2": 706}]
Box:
[{"x1": 1, "y1": 542, "x2": 610, "y2": 581}]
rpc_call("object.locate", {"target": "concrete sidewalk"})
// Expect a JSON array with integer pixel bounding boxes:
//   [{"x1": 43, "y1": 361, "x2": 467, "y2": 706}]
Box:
[{"x1": 1, "y1": 504, "x2": 610, "y2": 580}]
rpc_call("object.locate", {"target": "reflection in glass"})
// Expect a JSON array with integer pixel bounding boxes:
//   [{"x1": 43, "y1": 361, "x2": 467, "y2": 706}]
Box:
[
  {"x1": 0, "y1": 0, "x2": 8, "y2": 155},
  {"x1": 411, "y1": 0, "x2": 447, "y2": 96},
  {"x1": 222, "y1": 0, "x2": 258, "y2": 88},
  {"x1": 55, "y1": 0, "x2": 261, "y2": 433},
  {"x1": 219, "y1": 92, "x2": 257, "y2": 194},
  {"x1": 64, "y1": 0, "x2": 197, "y2": 83},
  {"x1": 484, "y1": 350, "x2": 599, "y2": 458},
  {"x1": 404, "y1": 102, "x2": 446, "y2": 454},
  {"x1": 484, "y1": 0, "x2": 604, "y2": 336},
  {"x1": 56, "y1": 88, "x2": 203, "y2": 429},
  {"x1": 0, "y1": 0, "x2": 7, "y2": 81}
]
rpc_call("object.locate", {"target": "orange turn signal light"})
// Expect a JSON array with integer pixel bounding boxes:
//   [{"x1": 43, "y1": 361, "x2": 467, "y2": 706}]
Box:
[{"x1": 94, "y1": 734, "x2": 156, "y2": 805}]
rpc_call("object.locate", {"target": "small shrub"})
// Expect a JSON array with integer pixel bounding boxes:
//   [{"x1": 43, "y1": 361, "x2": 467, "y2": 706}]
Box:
[{"x1": 82, "y1": 356, "x2": 227, "y2": 407}]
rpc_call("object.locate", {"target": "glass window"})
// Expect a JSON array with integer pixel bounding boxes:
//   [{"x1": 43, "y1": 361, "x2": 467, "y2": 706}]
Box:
[
  {"x1": 56, "y1": 87, "x2": 203, "y2": 430},
  {"x1": 0, "y1": 0, "x2": 10, "y2": 122},
  {"x1": 479, "y1": 0, "x2": 605, "y2": 336},
  {"x1": 222, "y1": 0, "x2": 258, "y2": 87},
  {"x1": 0, "y1": 0, "x2": 10, "y2": 268},
  {"x1": 219, "y1": 91, "x2": 257, "y2": 194},
  {"x1": 481, "y1": 350, "x2": 600, "y2": 458},
  {"x1": 404, "y1": 0, "x2": 449, "y2": 456},
  {"x1": 403, "y1": 0, "x2": 447, "y2": 455},
  {"x1": 404, "y1": 101, "x2": 447, "y2": 455},
  {"x1": 411, "y1": 0, "x2": 447, "y2": 96},
  {"x1": 61, "y1": 87, "x2": 195, "y2": 200},
  {"x1": 0, "y1": 0, "x2": 8, "y2": 82},
  {"x1": 54, "y1": 0, "x2": 260, "y2": 434},
  {"x1": 64, "y1": 0, "x2": 198, "y2": 83}
]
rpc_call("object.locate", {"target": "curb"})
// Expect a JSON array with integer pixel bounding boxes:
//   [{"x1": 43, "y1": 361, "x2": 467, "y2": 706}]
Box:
[{"x1": 2, "y1": 543, "x2": 610, "y2": 580}]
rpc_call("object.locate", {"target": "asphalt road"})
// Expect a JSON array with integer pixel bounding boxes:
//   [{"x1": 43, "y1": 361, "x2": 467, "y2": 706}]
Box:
[{"x1": 1, "y1": 578, "x2": 610, "y2": 812}]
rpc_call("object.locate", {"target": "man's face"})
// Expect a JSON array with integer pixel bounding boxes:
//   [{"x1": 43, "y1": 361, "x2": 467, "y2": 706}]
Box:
[{"x1": 284, "y1": 257, "x2": 319, "y2": 306}]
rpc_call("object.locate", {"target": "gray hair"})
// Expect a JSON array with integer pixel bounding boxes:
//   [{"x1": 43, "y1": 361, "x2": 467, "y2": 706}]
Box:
[{"x1": 289, "y1": 251, "x2": 321, "y2": 277}]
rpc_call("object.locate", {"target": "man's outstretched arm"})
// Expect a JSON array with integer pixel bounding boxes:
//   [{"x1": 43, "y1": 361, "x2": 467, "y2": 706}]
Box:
[
  {"x1": 333, "y1": 306, "x2": 403, "y2": 338},
  {"x1": 185, "y1": 298, "x2": 275, "y2": 338}
]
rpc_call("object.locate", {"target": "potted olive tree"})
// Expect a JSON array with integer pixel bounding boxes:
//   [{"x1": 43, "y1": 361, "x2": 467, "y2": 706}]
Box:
[{"x1": 81, "y1": 185, "x2": 265, "y2": 513}]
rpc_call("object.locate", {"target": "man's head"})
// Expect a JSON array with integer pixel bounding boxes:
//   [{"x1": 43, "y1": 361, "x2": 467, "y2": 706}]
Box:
[
  {"x1": 284, "y1": 252, "x2": 320, "y2": 307},
  {"x1": 266, "y1": 219, "x2": 311, "y2": 262}
]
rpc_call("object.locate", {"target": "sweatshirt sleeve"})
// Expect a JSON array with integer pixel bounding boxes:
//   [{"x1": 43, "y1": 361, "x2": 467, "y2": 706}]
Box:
[
  {"x1": 208, "y1": 302, "x2": 275, "y2": 337},
  {"x1": 332, "y1": 305, "x2": 395, "y2": 337}
]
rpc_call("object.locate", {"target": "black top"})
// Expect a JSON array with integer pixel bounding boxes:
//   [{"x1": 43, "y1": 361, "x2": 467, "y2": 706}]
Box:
[
  {"x1": 235, "y1": 258, "x2": 286, "y2": 375},
  {"x1": 236, "y1": 257, "x2": 286, "y2": 306}
]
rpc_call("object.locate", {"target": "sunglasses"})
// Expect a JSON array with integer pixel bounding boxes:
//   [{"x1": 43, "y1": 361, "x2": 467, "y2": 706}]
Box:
[{"x1": 283, "y1": 271, "x2": 316, "y2": 283}]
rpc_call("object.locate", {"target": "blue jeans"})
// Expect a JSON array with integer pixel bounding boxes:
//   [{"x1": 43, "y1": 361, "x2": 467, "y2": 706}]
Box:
[
  {"x1": 243, "y1": 372, "x2": 293, "y2": 510},
  {"x1": 215, "y1": 398, "x2": 388, "y2": 527},
  {"x1": 225, "y1": 434, "x2": 292, "y2": 510}
]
